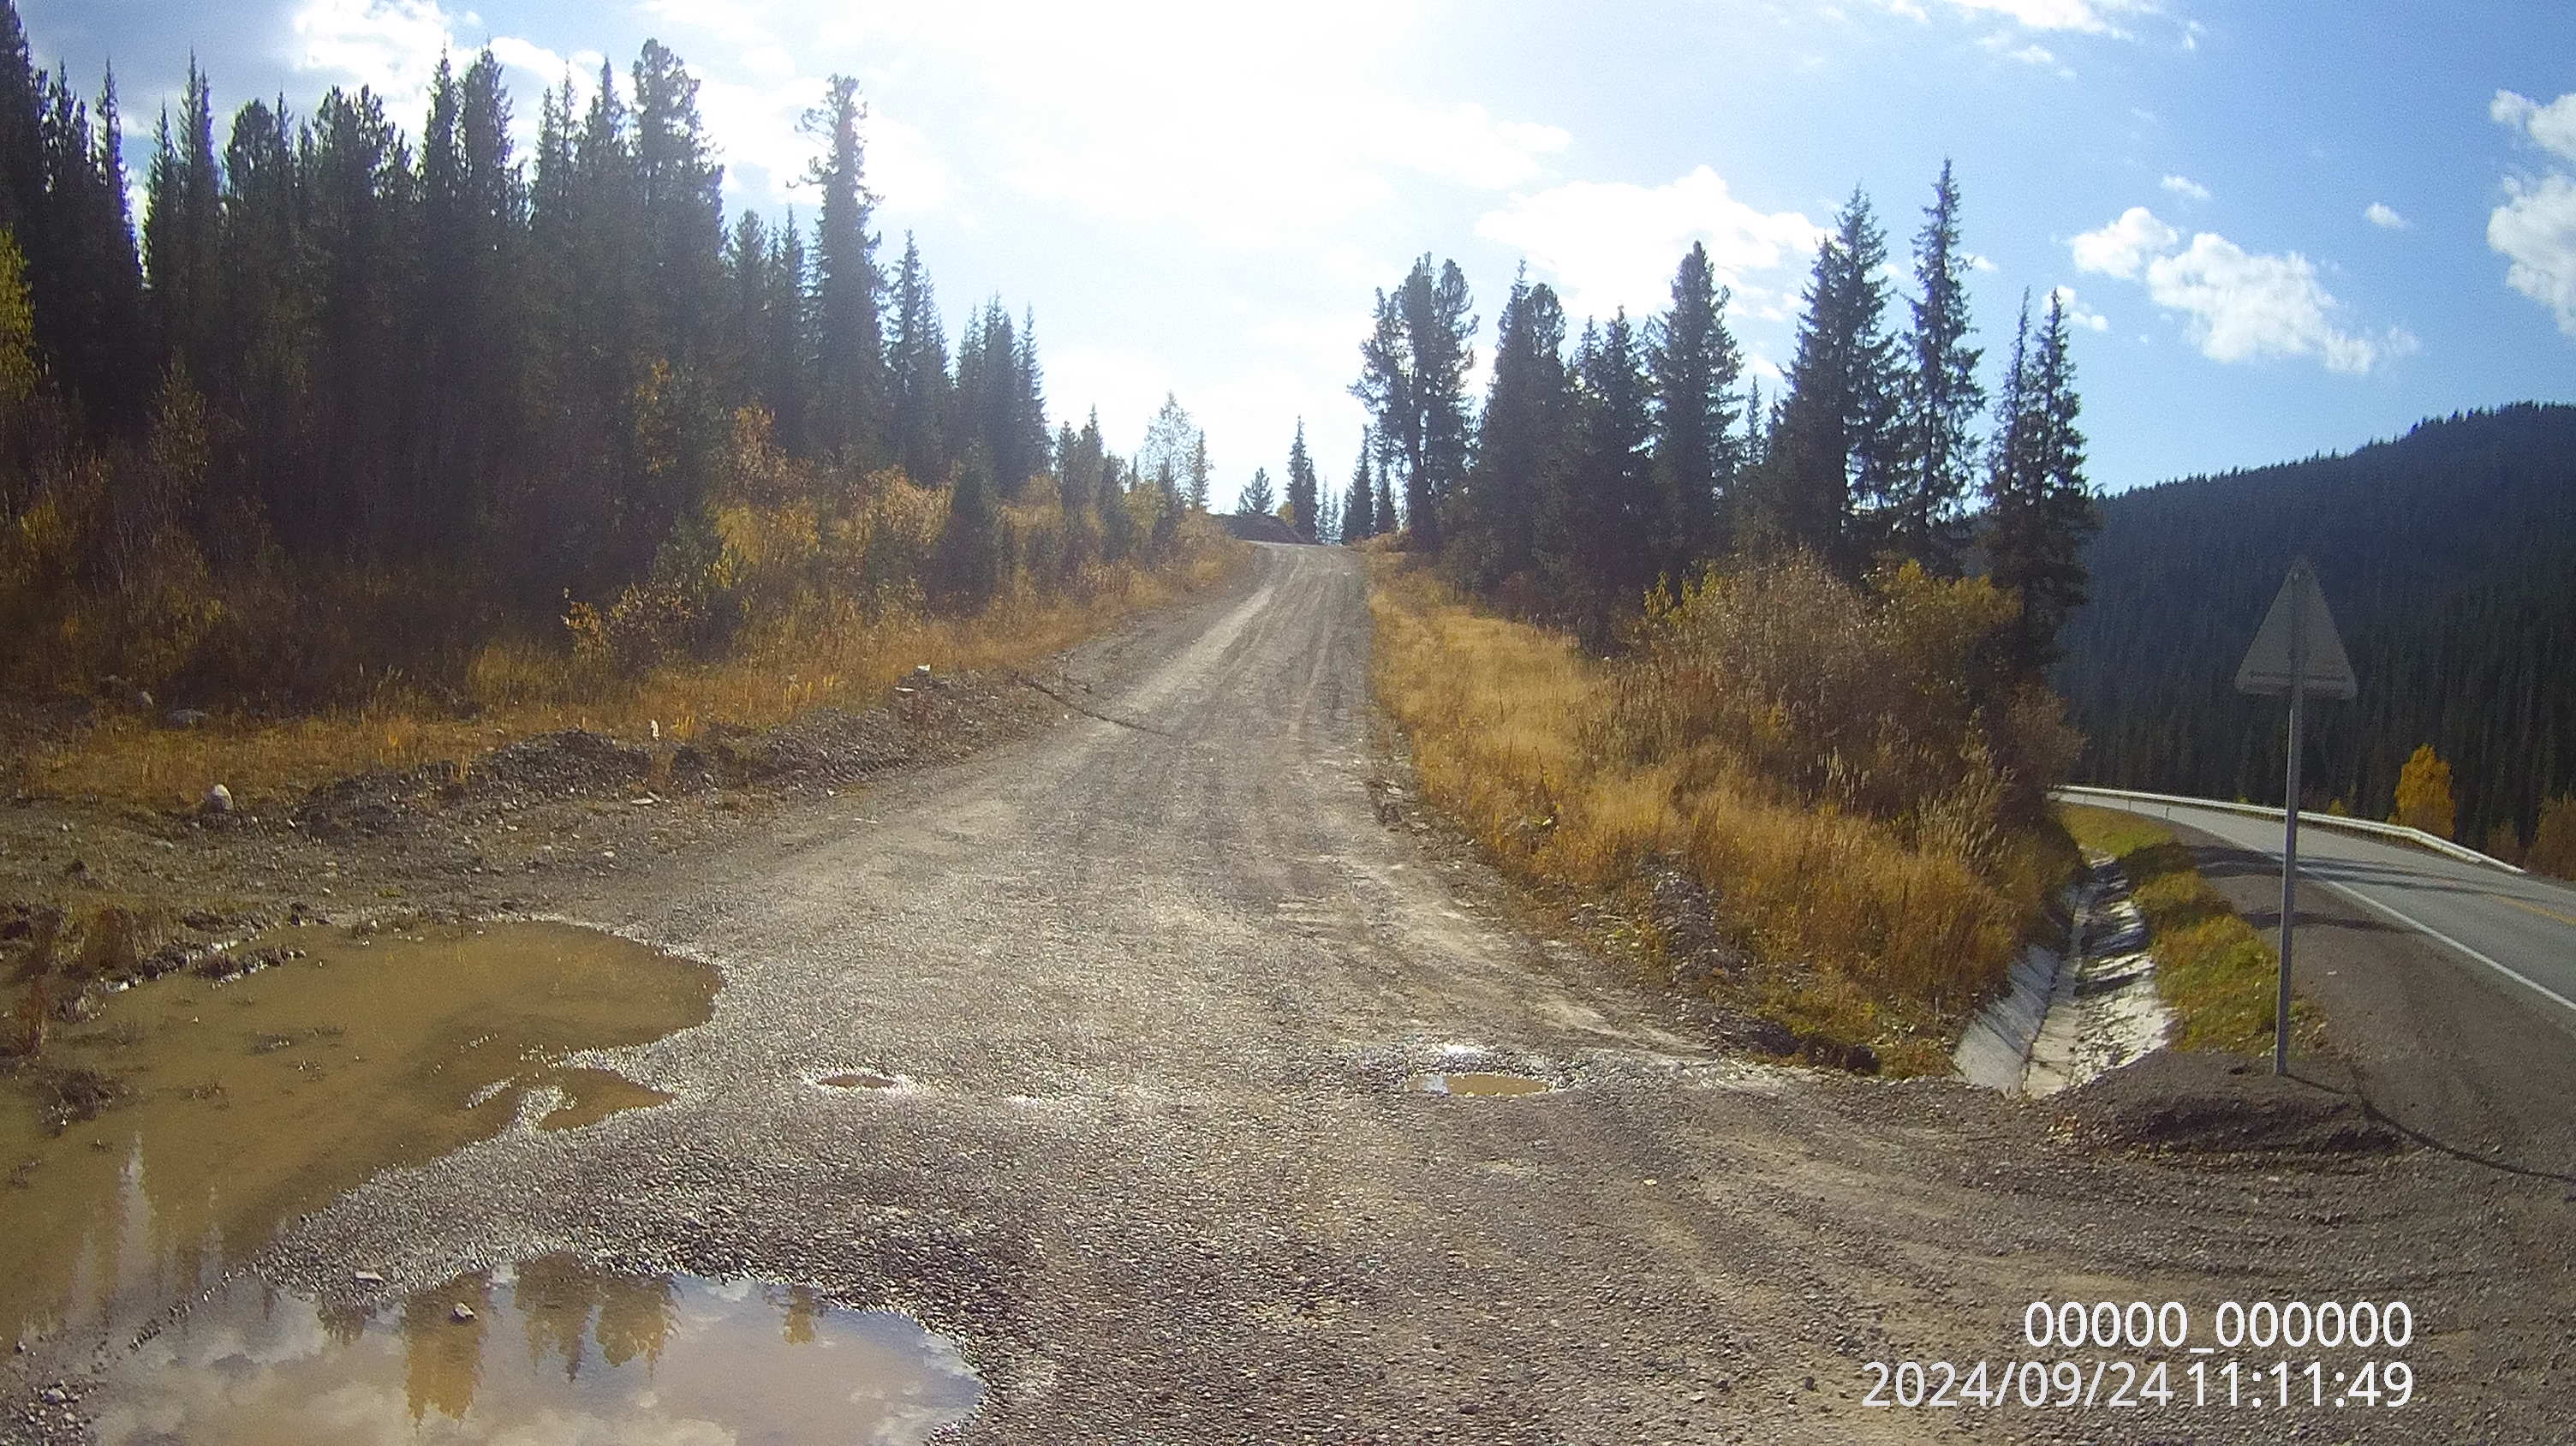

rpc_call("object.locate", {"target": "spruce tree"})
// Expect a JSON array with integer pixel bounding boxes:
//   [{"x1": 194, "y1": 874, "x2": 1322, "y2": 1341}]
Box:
[
  {"x1": 1238, "y1": 465, "x2": 1276, "y2": 517},
  {"x1": 1536, "y1": 312, "x2": 1656, "y2": 642},
  {"x1": 804, "y1": 75, "x2": 881, "y2": 465},
  {"x1": 631, "y1": 40, "x2": 724, "y2": 371},
  {"x1": 1285, "y1": 419, "x2": 1319, "y2": 539},
  {"x1": 1187, "y1": 431, "x2": 1209, "y2": 512},
  {"x1": 0, "y1": 0, "x2": 38, "y2": 243},
  {"x1": 1341, "y1": 431, "x2": 1376, "y2": 543},
  {"x1": 1458, "y1": 270, "x2": 1570, "y2": 590},
  {"x1": 144, "y1": 59, "x2": 221, "y2": 388},
  {"x1": 1647, "y1": 241, "x2": 1743, "y2": 577},
  {"x1": 885, "y1": 231, "x2": 949, "y2": 484},
  {"x1": 1884, "y1": 160, "x2": 1982, "y2": 572},
  {"x1": 1982, "y1": 291, "x2": 2096, "y2": 678},
  {"x1": 1759, "y1": 187, "x2": 1897, "y2": 574}
]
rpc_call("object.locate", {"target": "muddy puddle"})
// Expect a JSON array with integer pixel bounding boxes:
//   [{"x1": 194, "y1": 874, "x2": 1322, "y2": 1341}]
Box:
[
  {"x1": 86, "y1": 1257, "x2": 981, "y2": 1445},
  {"x1": 0, "y1": 921, "x2": 714, "y2": 1349},
  {"x1": 1412, "y1": 1072, "x2": 1553, "y2": 1096}
]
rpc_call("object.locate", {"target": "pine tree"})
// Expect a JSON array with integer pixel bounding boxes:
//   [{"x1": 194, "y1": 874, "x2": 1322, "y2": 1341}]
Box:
[
  {"x1": 1238, "y1": 465, "x2": 1276, "y2": 517},
  {"x1": 1352, "y1": 254, "x2": 1474, "y2": 547},
  {"x1": 1757, "y1": 187, "x2": 1897, "y2": 573},
  {"x1": 301, "y1": 83, "x2": 417, "y2": 552},
  {"x1": 1285, "y1": 419, "x2": 1319, "y2": 539},
  {"x1": 804, "y1": 75, "x2": 881, "y2": 464},
  {"x1": 1882, "y1": 161, "x2": 1982, "y2": 571},
  {"x1": 1647, "y1": 242, "x2": 1743, "y2": 577},
  {"x1": 1187, "y1": 431, "x2": 1209, "y2": 512},
  {"x1": 1982, "y1": 290, "x2": 2096, "y2": 678}
]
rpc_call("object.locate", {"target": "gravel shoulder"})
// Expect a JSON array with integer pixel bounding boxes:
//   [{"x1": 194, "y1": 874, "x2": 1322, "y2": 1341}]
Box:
[{"x1": 7, "y1": 545, "x2": 2568, "y2": 1443}]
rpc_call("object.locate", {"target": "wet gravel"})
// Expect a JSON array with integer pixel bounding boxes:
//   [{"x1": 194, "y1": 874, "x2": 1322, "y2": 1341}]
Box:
[{"x1": 6, "y1": 544, "x2": 2570, "y2": 1443}]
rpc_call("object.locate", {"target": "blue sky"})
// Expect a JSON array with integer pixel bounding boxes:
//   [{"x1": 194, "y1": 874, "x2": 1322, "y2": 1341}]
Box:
[{"x1": 22, "y1": 0, "x2": 2576, "y2": 506}]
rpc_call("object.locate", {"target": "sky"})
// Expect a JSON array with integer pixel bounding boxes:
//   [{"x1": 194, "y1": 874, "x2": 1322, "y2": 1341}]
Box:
[{"x1": 21, "y1": 0, "x2": 2576, "y2": 508}]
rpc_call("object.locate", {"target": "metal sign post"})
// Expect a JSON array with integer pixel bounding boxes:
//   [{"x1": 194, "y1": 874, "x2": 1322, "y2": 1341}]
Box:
[{"x1": 2233, "y1": 559, "x2": 2358, "y2": 1076}]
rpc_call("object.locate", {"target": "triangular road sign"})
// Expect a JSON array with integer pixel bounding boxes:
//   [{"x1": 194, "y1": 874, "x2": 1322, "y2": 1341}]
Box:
[{"x1": 2234, "y1": 559, "x2": 2358, "y2": 700}]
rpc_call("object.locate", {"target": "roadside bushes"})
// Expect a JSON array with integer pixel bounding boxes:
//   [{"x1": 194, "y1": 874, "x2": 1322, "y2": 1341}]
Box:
[{"x1": 1370, "y1": 550, "x2": 2081, "y2": 1071}]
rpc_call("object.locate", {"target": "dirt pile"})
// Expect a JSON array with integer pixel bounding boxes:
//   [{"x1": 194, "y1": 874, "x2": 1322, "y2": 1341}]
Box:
[{"x1": 2049, "y1": 1048, "x2": 2402, "y2": 1160}]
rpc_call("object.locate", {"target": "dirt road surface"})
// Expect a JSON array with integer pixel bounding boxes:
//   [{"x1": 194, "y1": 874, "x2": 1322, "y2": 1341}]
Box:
[{"x1": 23, "y1": 544, "x2": 2570, "y2": 1442}]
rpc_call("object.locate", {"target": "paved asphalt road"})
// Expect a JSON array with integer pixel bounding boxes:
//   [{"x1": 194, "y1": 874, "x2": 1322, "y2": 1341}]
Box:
[{"x1": 2071, "y1": 794, "x2": 2576, "y2": 1030}]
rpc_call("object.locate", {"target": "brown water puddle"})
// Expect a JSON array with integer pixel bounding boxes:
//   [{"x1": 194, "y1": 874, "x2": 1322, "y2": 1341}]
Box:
[
  {"x1": 1412, "y1": 1072, "x2": 1553, "y2": 1096},
  {"x1": 86, "y1": 1257, "x2": 981, "y2": 1445},
  {"x1": 0, "y1": 922, "x2": 714, "y2": 1349}
]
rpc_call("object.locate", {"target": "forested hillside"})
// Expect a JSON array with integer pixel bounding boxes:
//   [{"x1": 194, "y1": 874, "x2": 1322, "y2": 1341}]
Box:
[
  {"x1": 2059, "y1": 403, "x2": 2576, "y2": 851},
  {"x1": 0, "y1": 3, "x2": 1219, "y2": 740}
]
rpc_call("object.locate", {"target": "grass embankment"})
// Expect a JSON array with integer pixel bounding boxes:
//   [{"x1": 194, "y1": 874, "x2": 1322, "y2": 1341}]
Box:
[
  {"x1": 1368, "y1": 551, "x2": 2082, "y2": 1076},
  {"x1": 2059, "y1": 804, "x2": 2320, "y2": 1055},
  {"x1": 30, "y1": 536, "x2": 1243, "y2": 810}
]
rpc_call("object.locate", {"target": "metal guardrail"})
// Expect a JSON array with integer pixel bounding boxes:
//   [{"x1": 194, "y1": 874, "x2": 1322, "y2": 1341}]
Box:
[{"x1": 2053, "y1": 784, "x2": 2528, "y2": 876}]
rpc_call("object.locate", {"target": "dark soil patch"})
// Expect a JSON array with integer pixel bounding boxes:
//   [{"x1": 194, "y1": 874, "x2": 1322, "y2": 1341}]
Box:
[{"x1": 2049, "y1": 1049, "x2": 2402, "y2": 1161}]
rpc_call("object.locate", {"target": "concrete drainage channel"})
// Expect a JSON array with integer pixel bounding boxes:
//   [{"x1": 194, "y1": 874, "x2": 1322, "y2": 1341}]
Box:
[{"x1": 1954, "y1": 855, "x2": 2175, "y2": 1096}]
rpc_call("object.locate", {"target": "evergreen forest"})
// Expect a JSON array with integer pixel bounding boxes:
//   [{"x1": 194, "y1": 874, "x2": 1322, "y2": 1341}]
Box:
[{"x1": 2058, "y1": 402, "x2": 2576, "y2": 855}]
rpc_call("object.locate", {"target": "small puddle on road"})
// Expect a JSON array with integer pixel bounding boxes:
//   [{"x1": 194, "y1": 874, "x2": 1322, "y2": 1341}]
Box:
[
  {"x1": 1411, "y1": 1072, "x2": 1553, "y2": 1096},
  {"x1": 1, "y1": 922, "x2": 715, "y2": 1349},
  {"x1": 87, "y1": 1257, "x2": 981, "y2": 1445},
  {"x1": 817, "y1": 1071, "x2": 900, "y2": 1090}
]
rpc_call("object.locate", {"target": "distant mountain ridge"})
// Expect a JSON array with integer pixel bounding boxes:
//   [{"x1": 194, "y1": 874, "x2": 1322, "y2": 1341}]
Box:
[{"x1": 2057, "y1": 402, "x2": 2576, "y2": 849}]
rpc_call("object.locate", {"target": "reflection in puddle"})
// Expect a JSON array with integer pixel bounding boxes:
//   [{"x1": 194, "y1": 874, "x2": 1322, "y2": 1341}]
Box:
[
  {"x1": 89, "y1": 1258, "x2": 981, "y2": 1445},
  {"x1": 1411, "y1": 1072, "x2": 1553, "y2": 1096},
  {"x1": 0, "y1": 923, "x2": 714, "y2": 1350}
]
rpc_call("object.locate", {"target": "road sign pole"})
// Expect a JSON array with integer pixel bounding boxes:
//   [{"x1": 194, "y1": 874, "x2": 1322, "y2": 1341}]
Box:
[
  {"x1": 2275, "y1": 592, "x2": 2305, "y2": 1076},
  {"x1": 2233, "y1": 557, "x2": 2354, "y2": 1076}
]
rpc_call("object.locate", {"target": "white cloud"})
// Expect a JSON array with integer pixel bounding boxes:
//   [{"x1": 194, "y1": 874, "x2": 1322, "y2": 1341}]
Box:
[
  {"x1": 775, "y1": 0, "x2": 1562, "y2": 244},
  {"x1": 2072, "y1": 206, "x2": 2410, "y2": 372},
  {"x1": 1474, "y1": 166, "x2": 1824, "y2": 322},
  {"x1": 2489, "y1": 172, "x2": 2576, "y2": 337},
  {"x1": 2069, "y1": 205, "x2": 2178, "y2": 278},
  {"x1": 2490, "y1": 91, "x2": 2576, "y2": 337},
  {"x1": 2048, "y1": 284, "x2": 2109, "y2": 331},
  {"x1": 1965, "y1": 251, "x2": 1999, "y2": 272},
  {"x1": 2492, "y1": 88, "x2": 2576, "y2": 164},
  {"x1": 291, "y1": 0, "x2": 458, "y2": 121},
  {"x1": 2159, "y1": 173, "x2": 2211, "y2": 202},
  {"x1": 1940, "y1": 0, "x2": 2131, "y2": 37},
  {"x1": 2363, "y1": 201, "x2": 2407, "y2": 230}
]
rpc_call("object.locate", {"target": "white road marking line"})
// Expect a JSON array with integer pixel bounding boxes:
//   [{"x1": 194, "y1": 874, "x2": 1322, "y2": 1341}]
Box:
[{"x1": 2311, "y1": 878, "x2": 2576, "y2": 1019}]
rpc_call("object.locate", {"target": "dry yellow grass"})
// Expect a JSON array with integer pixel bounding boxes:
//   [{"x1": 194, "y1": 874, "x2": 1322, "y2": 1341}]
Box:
[
  {"x1": 1368, "y1": 554, "x2": 2071, "y2": 1074},
  {"x1": 36, "y1": 543, "x2": 1243, "y2": 810}
]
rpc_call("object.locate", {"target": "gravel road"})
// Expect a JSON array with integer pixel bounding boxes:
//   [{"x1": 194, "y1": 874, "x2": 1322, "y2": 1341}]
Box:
[{"x1": 24, "y1": 543, "x2": 2570, "y2": 1443}]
